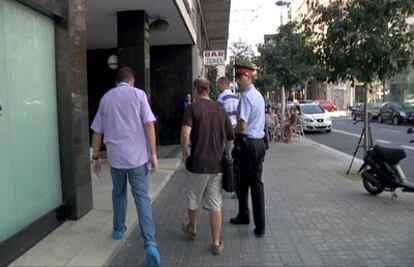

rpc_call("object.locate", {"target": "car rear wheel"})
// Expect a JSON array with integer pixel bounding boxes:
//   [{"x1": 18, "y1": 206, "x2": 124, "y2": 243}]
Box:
[
  {"x1": 393, "y1": 116, "x2": 399, "y2": 125},
  {"x1": 378, "y1": 115, "x2": 383, "y2": 123}
]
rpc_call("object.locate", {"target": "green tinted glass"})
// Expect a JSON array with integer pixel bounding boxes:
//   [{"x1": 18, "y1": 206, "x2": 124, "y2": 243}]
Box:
[{"x1": 0, "y1": 0, "x2": 62, "y2": 242}]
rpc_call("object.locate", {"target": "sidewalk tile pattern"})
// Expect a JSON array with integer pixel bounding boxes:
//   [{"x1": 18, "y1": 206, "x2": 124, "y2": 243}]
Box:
[{"x1": 110, "y1": 140, "x2": 414, "y2": 267}]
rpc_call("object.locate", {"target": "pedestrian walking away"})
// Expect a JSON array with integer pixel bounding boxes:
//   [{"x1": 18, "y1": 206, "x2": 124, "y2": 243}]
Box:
[
  {"x1": 230, "y1": 65, "x2": 267, "y2": 237},
  {"x1": 181, "y1": 78, "x2": 235, "y2": 255},
  {"x1": 90, "y1": 67, "x2": 161, "y2": 267}
]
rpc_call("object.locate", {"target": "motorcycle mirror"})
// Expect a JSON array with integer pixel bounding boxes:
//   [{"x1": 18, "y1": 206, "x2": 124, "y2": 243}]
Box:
[
  {"x1": 407, "y1": 127, "x2": 414, "y2": 134},
  {"x1": 410, "y1": 140, "x2": 414, "y2": 143}
]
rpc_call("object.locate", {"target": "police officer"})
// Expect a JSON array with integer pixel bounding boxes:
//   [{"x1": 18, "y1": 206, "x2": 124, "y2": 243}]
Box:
[{"x1": 230, "y1": 65, "x2": 267, "y2": 237}]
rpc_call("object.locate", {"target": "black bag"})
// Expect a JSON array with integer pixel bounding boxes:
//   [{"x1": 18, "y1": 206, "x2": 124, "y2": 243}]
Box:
[
  {"x1": 218, "y1": 105, "x2": 235, "y2": 192},
  {"x1": 221, "y1": 152, "x2": 235, "y2": 192}
]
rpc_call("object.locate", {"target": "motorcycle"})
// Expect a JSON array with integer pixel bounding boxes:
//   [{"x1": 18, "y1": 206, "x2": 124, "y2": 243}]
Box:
[{"x1": 358, "y1": 127, "x2": 414, "y2": 198}]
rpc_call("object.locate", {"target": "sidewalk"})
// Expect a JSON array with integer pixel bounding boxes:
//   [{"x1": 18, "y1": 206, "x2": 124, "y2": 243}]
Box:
[
  {"x1": 110, "y1": 138, "x2": 414, "y2": 267},
  {"x1": 9, "y1": 145, "x2": 181, "y2": 267}
]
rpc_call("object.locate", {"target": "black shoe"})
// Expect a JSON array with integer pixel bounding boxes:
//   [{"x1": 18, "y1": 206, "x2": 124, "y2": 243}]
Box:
[
  {"x1": 229, "y1": 216, "x2": 249, "y2": 225},
  {"x1": 254, "y1": 228, "x2": 265, "y2": 237}
]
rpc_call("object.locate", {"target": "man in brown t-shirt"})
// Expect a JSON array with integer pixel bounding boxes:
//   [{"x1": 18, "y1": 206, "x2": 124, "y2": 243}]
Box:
[{"x1": 181, "y1": 78, "x2": 234, "y2": 255}]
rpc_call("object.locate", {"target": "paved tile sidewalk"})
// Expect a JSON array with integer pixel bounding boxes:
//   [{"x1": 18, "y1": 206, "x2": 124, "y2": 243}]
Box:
[
  {"x1": 110, "y1": 138, "x2": 414, "y2": 267},
  {"x1": 10, "y1": 145, "x2": 181, "y2": 267}
]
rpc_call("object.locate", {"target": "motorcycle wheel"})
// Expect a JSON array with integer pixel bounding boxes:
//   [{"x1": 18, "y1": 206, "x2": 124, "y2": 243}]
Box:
[{"x1": 362, "y1": 170, "x2": 384, "y2": 195}]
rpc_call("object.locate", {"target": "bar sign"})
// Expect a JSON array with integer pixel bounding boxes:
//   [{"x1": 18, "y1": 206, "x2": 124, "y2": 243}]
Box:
[{"x1": 203, "y1": 50, "x2": 225, "y2": 66}]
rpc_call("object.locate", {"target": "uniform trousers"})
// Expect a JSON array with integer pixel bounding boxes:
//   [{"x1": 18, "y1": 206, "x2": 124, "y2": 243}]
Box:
[{"x1": 234, "y1": 135, "x2": 266, "y2": 231}]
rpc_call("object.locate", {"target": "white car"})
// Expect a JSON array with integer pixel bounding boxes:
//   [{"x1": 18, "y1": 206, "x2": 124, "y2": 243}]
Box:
[{"x1": 298, "y1": 103, "x2": 332, "y2": 133}]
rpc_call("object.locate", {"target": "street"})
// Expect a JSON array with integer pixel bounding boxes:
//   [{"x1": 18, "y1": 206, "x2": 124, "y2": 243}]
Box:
[{"x1": 306, "y1": 117, "x2": 414, "y2": 177}]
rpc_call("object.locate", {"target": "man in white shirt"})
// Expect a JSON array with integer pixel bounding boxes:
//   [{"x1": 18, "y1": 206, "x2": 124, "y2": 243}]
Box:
[
  {"x1": 217, "y1": 76, "x2": 239, "y2": 199},
  {"x1": 217, "y1": 77, "x2": 239, "y2": 128}
]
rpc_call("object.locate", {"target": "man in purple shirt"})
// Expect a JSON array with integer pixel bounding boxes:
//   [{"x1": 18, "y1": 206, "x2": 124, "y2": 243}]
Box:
[{"x1": 91, "y1": 67, "x2": 160, "y2": 267}]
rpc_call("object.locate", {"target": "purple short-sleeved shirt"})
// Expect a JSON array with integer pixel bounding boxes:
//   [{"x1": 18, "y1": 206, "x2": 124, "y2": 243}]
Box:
[{"x1": 91, "y1": 82, "x2": 156, "y2": 169}]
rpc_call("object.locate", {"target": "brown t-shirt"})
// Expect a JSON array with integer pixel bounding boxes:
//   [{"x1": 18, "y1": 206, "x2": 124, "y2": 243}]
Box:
[{"x1": 182, "y1": 99, "x2": 235, "y2": 174}]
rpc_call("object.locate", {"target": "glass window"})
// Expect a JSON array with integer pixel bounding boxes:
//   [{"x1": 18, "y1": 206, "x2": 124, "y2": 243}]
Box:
[
  {"x1": 0, "y1": 0, "x2": 62, "y2": 242},
  {"x1": 300, "y1": 104, "x2": 325, "y2": 114},
  {"x1": 400, "y1": 102, "x2": 413, "y2": 111}
]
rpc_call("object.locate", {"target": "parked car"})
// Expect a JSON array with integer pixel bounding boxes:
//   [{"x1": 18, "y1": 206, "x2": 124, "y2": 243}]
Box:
[
  {"x1": 351, "y1": 102, "x2": 383, "y2": 121},
  {"x1": 298, "y1": 103, "x2": 332, "y2": 133},
  {"x1": 378, "y1": 102, "x2": 414, "y2": 125},
  {"x1": 313, "y1": 99, "x2": 337, "y2": 112},
  {"x1": 299, "y1": 99, "x2": 313, "y2": 104}
]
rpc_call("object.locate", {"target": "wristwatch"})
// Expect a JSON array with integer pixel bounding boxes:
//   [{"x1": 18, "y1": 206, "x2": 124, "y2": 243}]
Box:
[{"x1": 92, "y1": 155, "x2": 100, "y2": 160}]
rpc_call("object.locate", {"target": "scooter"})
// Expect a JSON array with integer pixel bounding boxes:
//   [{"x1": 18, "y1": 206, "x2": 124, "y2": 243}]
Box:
[{"x1": 358, "y1": 127, "x2": 414, "y2": 198}]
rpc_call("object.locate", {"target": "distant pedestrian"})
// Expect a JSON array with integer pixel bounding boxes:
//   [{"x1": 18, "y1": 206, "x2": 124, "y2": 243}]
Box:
[
  {"x1": 91, "y1": 67, "x2": 161, "y2": 267},
  {"x1": 181, "y1": 78, "x2": 234, "y2": 255},
  {"x1": 217, "y1": 76, "x2": 239, "y2": 199},
  {"x1": 285, "y1": 106, "x2": 298, "y2": 143},
  {"x1": 265, "y1": 106, "x2": 278, "y2": 141},
  {"x1": 230, "y1": 65, "x2": 267, "y2": 237},
  {"x1": 183, "y1": 92, "x2": 192, "y2": 110}
]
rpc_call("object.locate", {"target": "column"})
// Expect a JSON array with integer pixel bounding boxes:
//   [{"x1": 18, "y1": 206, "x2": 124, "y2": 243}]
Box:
[
  {"x1": 55, "y1": 0, "x2": 93, "y2": 220},
  {"x1": 117, "y1": 11, "x2": 151, "y2": 95}
]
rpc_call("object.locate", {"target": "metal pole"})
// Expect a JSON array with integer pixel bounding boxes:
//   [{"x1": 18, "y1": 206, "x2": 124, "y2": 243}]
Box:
[
  {"x1": 350, "y1": 84, "x2": 353, "y2": 108},
  {"x1": 232, "y1": 57, "x2": 236, "y2": 93},
  {"x1": 275, "y1": 1, "x2": 289, "y2": 122},
  {"x1": 280, "y1": 8, "x2": 283, "y2": 27}
]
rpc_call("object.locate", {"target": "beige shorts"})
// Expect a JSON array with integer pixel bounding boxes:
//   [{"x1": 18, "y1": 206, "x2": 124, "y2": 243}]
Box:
[{"x1": 185, "y1": 170, "x2": 223, "y2": 211}]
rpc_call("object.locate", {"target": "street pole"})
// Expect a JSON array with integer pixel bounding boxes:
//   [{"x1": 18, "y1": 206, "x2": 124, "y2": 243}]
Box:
[
  {"x1": 350, "y1": 84, "x2": 353, "y2": 108},
  {"x1": 281, "y1": 14, "x2": 286, "y2": 122},
  {"x1": 232, "y1": 57, "x2": 236, "y2": 93},
  {"x1": 276, "y1": 1, "x2": 288, "y2": 122}
]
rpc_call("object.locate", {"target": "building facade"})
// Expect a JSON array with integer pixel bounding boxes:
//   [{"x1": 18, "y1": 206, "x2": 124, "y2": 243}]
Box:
[{"x1": 0, "y1": 0, "x2": 230, "y2": 265}]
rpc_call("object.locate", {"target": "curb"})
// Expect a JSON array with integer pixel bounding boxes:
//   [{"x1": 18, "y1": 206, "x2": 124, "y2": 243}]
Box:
[{"x1": 303, "y1": 137, "x2": 364, "y2": 165}]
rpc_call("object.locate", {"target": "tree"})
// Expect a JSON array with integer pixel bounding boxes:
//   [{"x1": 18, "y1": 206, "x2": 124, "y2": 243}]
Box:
[
  {"x1": 206, "y1": 66, "x2": 218, "y2": 100},
  {"x1": 313, "y1": 0, "x2": 414, "y2": 84},
  {"x1": 311, "y1": 0, "x2": 414, "y2": 155},
  {"x1": 255, "y1": 20, "x2": 320, "y2": 98},
  {"x1": 226, "y1": 39, "x2": 254, "y2": 81}
]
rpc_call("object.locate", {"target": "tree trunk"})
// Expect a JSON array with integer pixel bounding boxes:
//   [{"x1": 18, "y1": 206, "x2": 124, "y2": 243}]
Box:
[
  {"x1": 281, "y1": 85, "x2": 286, "y2": 122},
  {"x1": 363, "y1": 83, "x2": 370, "y2": 157}
]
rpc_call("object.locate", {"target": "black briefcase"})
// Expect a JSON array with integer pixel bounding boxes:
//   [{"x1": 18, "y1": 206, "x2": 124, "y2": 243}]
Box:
[{"x1": 221, "y1": 152, "x2": 235, "y2": 192}]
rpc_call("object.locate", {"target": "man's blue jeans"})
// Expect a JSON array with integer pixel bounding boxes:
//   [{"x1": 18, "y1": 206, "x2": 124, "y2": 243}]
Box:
[{"x1": 110, "y1": 164, "x2": 156, "y2": 248}]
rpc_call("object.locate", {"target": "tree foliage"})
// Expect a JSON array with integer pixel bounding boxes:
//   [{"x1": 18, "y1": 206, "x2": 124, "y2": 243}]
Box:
[
  {"x1": 311, "y1": 0, "x2": 414, "y2": 154},
  {"x1": 255, "y1": 20, "x2": 320, "y2": 93},
  {"x1": 226, "y1": 39, "x2": 254, "y2": 81},
  {"x1": 312, "y1": 0, "x2": 414, "y2": 84},
  {"x1": 206, "y1": 66, "x2": 218, "y2": 100}
]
